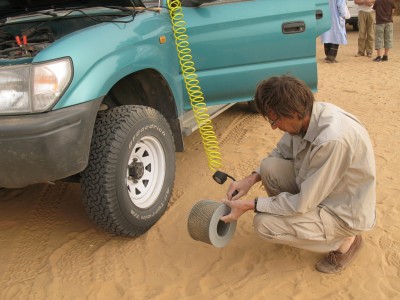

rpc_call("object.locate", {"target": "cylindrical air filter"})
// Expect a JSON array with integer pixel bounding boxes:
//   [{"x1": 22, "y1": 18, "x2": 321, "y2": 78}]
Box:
[{"x1": 187, "y1": 199, "x2": 236, "y2": 248}]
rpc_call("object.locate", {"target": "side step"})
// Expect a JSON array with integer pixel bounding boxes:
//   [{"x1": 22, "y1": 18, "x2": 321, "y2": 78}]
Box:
[{"x1": 181, "y1": 103, "x2": 235, "y2": 136}]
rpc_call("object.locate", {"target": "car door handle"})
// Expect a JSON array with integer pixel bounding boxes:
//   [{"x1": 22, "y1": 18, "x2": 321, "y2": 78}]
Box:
[
  {"x1": 315, "y1": 9, "x2": 323, "y2": 19},
  {"x1": 282, "y1": 21, "x2": 306, "y2": 34}
]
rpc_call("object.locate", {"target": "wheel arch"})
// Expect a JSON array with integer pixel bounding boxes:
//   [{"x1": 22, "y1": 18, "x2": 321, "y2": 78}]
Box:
[{"x1": 102, "y1": 68, "x2": 184, "y2": 152}]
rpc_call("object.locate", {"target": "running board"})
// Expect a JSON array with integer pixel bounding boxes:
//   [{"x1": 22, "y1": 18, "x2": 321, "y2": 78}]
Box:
[{"x1": 181, "y1": 103, "x2": 235, "y2": 136}]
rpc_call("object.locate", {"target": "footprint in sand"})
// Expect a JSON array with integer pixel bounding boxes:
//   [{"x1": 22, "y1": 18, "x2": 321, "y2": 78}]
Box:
[
  {"x1": 379, "y1": 235, "x2": 400, "y2": 273},
  {"x1": 387, "y1": 251, "x2": 400, "y2": 269},
  {"x1": 379, "y1": 235, "x2": 400, "y2": 251}
]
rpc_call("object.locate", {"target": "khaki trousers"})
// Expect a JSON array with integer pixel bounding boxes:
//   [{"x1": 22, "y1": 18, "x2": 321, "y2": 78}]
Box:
[
  {"x1": 253, "y1": 157, "x2": 361, "y2": 253},
  {"x1": 358, "y1": 10, "x2": 375, "y2": 55}
]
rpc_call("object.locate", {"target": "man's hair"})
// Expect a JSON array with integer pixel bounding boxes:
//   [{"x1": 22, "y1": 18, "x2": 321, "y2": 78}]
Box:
[{"x1": 253, "y1": 75, "x2": 314, "y2": 120}]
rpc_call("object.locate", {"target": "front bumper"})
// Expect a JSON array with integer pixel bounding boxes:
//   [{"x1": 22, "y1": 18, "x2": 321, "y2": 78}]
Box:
[{"x1": 0, "y1": 99, "x2": 102, "y2": 188}]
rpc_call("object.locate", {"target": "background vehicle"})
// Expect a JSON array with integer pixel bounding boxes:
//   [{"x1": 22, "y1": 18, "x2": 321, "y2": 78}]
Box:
[
  {"x1": 346, "y1": 0, "x2": 359, "y2": 30},
  {"x1": 0, "y1": 0, "x2": 331, "y2": 236}
]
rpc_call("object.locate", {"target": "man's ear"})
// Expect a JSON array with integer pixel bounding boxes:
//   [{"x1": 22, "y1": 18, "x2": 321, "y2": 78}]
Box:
[{"x1": 294, "y1": 112, "x2": 305, "y2": 120}]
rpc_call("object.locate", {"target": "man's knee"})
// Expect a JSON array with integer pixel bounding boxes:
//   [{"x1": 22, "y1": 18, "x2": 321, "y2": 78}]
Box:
[
  {"x1": 253, "y1": 213, "x2": 281, "y2": 239},
  {"x1": 260, "y1": 157, "x2": 293, "y2": 183},
  {"x1": 260, "y1": 157, "x2": 281, "y2": 174},
  {"x1": 259, "y1": 157, "x2": 298, "y2": 195},
  {"x1": 254, "y1": 214, "x2": 270, "y2": 238}
]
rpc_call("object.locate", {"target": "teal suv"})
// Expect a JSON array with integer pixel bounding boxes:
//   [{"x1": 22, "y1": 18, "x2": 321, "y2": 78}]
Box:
[{"x1": 0, "y1": 0, "x2": 330, "y2": 236}]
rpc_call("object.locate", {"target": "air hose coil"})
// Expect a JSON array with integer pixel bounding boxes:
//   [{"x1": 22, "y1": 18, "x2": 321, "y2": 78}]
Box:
[{"x1": 167, "y1": 0, "x2": 223, "y2": 172}]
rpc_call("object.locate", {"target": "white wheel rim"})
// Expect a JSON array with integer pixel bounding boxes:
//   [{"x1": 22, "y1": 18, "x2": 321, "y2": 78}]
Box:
[{"x1": 126, "y1": 136, "x2": 166, "y2": 209}]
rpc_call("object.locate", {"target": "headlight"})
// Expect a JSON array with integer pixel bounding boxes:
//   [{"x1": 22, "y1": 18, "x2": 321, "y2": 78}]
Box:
[
  {"x1": 0, "y1": 57, "x2": 72, "y2": 114},
  {"x1": 33, "y1": 58, "x2": 72, "y2": 112},
  {"x1": 0, "y1": 66, "x2": 30, "y2": 113}
]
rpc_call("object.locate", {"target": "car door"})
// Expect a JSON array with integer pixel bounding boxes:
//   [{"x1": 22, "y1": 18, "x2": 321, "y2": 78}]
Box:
[{"x1": 180, "y1": 0, "x2": 330, "y2": 109}]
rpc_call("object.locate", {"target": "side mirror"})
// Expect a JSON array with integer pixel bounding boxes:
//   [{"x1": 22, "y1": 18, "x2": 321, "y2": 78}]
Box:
[{"x1": 181, "y1": 0, "x2": 217, "y2": 7}]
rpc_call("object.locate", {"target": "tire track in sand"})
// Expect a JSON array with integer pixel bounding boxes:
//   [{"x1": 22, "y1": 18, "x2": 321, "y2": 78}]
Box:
[
  {"x1": 217, "y1": 113, "x2": 267, "y2": 182},
  {"x1": 46, "y1": 230, "x2": 141, "y2": 299},
  {"x1": 219, "y1": 113, "x2": 260, "y2": 146},
  {"x1": 0, "y1": 183, "x2": 68, "y2": 299},
  {"x1": 48, "y1": 229, "x2": 113, "y2": 283}
]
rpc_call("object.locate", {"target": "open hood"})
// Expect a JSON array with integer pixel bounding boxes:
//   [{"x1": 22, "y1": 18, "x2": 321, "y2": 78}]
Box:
[{"x1": 0, "y1": 0, "x2": 145, "y2": 19}]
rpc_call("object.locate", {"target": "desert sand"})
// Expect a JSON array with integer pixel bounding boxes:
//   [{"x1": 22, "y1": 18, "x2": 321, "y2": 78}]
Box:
[{"x1": 1, "y1": 17, "x2": 400, "y2": 300}]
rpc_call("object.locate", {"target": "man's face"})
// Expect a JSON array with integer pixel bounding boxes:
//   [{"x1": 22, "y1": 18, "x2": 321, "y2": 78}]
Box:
[{"x1": 267, "y1": 111, "x2": 307, "y2": 136}]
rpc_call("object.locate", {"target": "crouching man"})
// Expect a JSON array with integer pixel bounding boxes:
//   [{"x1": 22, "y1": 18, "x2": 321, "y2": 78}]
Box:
[{"x1": 221, "y1": 75, "x2": 376, "y2": 274}]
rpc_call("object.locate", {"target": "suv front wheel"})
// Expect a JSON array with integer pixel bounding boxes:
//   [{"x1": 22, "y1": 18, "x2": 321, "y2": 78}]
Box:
[{"x1": 80, "y1": 105, "x2": 176, "y2": 236}]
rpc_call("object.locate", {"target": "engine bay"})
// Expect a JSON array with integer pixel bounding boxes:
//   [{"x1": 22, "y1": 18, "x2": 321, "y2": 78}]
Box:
[
  {"x1": 0, "y1": 7, "x2": 138, "y2": 60},
  {"x1": 0, "y1": 23, "x2": 56, "y2": 59}
]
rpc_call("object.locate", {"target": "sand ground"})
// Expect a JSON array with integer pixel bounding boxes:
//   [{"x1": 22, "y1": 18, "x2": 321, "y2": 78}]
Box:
[{"x1": 0, "y1": 17, "x2": 399, "y2": 300}]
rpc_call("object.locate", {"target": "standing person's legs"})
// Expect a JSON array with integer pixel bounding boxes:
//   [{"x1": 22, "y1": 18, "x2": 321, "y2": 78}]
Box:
[
  {"x1": 382, "y1": 22, "x2": 393, "y2": 61},
  {"x1": 324, "y1": 43, "x2": 330, "y2": 58},
  {"x1": 326, "y1": 44, "x2": 339, "y2": 62},
  {"x1": 374, "y1": 24, "x2": 385, "y2": 61},
  {"x1": 365, "y1": 11, "x2": 375, "y2": 57},
  {"x1": 357, "y1": 11, "x2": 367, "y2": 56}
]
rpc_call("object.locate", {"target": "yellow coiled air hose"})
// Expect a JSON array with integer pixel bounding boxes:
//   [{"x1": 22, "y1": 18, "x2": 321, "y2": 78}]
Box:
[{"x1": 167, "y1": 0, "x2": 223, "y2": 172}]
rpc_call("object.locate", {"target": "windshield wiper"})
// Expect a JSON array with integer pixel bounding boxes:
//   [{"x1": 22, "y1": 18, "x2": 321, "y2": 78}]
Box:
[
  {"x1": 0, "y1": 10, "x2": 59, "y2": 25},
  {"x1": 0, "y1": 1, "x2": 148, "y2": 26}
]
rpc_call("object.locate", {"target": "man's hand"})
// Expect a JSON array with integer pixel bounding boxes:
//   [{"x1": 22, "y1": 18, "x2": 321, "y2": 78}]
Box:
[
  {"x1": 220, "y1": 199, "x2": 254, "y2": 223},
  {"x1": 227, "y1": 172, "x2": 261, "y2": 200}
]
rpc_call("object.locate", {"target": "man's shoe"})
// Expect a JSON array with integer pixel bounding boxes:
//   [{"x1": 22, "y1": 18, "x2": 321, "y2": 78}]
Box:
[
  {"x1": 355, "y1": 52, "x2": 365, "y2": 57},
  {"x1": 315, "y1": 235, "x2": 363, "y2": 274},
  {"x1": 367, "y1": 53, "x2": 372, "y2": 58},
  {"x1": 373, "y1": 56, "x2": 382, "y2": 62},
  {"x1": 382, "y1": 55, "x2": 388, "y2": 61}
]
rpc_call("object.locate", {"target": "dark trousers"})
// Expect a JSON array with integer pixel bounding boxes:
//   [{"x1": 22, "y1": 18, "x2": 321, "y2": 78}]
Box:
[{"x1": 324, "y1": 43, "x2": 339, "y2": 61}]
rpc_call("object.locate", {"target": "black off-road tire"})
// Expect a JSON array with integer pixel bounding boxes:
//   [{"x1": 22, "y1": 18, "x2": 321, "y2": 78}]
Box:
[{"x1": 80, "y1": 105, "x2": 176, "y2": 236}]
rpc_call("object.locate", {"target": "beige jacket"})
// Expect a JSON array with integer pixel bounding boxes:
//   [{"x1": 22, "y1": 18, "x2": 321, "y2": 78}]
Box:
[{"x1": 257, "y1": 102, "x2": 376, "y2": 231}]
